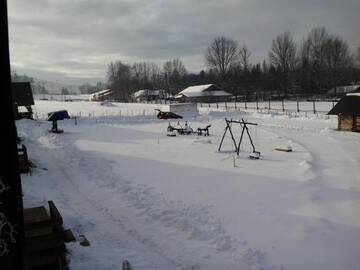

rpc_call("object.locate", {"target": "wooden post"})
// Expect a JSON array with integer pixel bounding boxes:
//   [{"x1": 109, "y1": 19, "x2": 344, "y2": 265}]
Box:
[
  {"x1": 256, "y1": 95, "x2": 259, "y2": 110},
  {"x1": 296, "y1": 97, "x2": 300, "y2": 113},
  {"x1": 218, "y1": 118, "x2": 238, "y2": 152},
  {"x1": 352, "y1": 114, "x2": 356, "y2": 132},
  {"x1": 282, "y1": 99, "x2": 285, "y2": 112},
  {"x1": 268, "y1": 99, "x2": 271, "y2": 110},
  {"x1": 0, "y1": 1, "x2": 24, "y2": 269},
  {"x1": 313, "y1": 100, "x2": 316, "y2": 114}
]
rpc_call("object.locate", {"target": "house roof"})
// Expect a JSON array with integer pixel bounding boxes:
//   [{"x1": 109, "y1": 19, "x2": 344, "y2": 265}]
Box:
[
  {"x1": 177, "y1": 84, "x2": 232, "y2": 98},
  {"x1": 328, "y1": 95, "x2": 360, "y2": 115},
  {"x1": 12, "y1": 82, "x2": 34, "y2": 107}
]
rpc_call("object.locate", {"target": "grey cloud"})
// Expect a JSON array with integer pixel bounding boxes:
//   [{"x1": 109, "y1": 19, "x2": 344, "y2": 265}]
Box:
[{"x1": 8, "y1": 0, "x2": 360, "y2": 84}]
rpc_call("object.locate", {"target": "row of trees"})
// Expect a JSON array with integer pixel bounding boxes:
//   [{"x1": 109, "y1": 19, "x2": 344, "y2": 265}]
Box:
[
  {"x1": 106, "y1": 58, "x2": 190, "y2": 100},
  {"x1": 105, "y1": 26, "x2": 360, "y2": 100},
  {"x1": 204, "y1": 27, "x2": 360, "y2": 96}
]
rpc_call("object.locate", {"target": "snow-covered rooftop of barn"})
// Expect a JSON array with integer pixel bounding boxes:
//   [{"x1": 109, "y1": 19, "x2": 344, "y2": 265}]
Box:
[
  {"x1": 133, "y1": 90, "x2": 164, "y2": 98},
  {"x1": 178, "y1": 84, "x2": 232, "y2": 97}
]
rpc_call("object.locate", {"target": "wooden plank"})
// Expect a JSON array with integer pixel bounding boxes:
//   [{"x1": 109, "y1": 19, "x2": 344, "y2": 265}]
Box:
[
  {"x1": 24, "y1": 207, "x2": 50, "y2": 225},
  {"x1": 25, "y1": 227, "x2": 53, "y2": 238},
  {"x1": 24, "y1": 232, "x2": 65, "y2": 254},
  {"x1": 48, "y1": 200, "x2": 63, "y2": 229},
  {"x1": 24, "y1": 248, "x2": 65, "y2": 268},
  {"x1": 63, "y1": 229, "x2": 76, "y2": 243}
]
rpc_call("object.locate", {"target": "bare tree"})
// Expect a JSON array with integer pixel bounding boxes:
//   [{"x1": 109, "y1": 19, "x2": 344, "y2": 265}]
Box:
[
  {"x1": 269, "y1": 31, "x2": 297, "y2": 95},
  {"x1": 299, "y1": 27, "x2": 353, "y2": 93},
  {"x1": 163, "y1": 58, "x2": 187, "y2": 93},
  {"x1": 107, "y1": 60, "x2": 131, "y2": 100},
  {"x1": 324, "y1": 35, "x2": 351, "y2": 93},
  {"x1": 205, "y1": 36, "x2": 239, "y2": 80},
  {"x1": 239, "y1": 44, "x2": 251, "y2": 71},
  {"x1": 354, "y1": 46, "x2": 360, "y2": 68},
  {"x1": 306, "y1": 27, "x2": 329, "y2": 67}
]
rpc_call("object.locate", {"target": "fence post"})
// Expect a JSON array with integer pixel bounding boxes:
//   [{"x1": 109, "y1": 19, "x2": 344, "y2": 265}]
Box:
[
  {"x1": 313, "y1": 100, "x2": 316, "y2": 114},
  {"x1": 268, "y1": 99, "x2": 271, "y2": 110},
  {"x1": 235, "y1": 96, "x2": 237, "y2": 110},
  {"x1": 282, "y1": 99, "x2": 285, "y2": 112},
  {"x1": 296, "y1": 97, "x2": 299, "y2": 113},
  {"x1": 245, "y1": 97, "x2": 247, "y2": 110},
  {"x1": 256, "y1": 95, "x2": 259, "y2": 110},
  {"x1": 225, "y1": 101, "x2": 227, "y2": 110}
]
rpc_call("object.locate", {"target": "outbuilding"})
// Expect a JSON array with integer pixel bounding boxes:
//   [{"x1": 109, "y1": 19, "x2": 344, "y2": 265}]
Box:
[
  {"x1": 328, "y1": 93, "x2": 360, "y2": 132},
  {"x1": 133, "y1": 89, "x2": 168, "y2": 102},
  {"x1": 12, "y1": 82, "x2": 34, "y2": 119},
  {"x1": 175, "y1": 84, "x2": 232, "y2": 103}
]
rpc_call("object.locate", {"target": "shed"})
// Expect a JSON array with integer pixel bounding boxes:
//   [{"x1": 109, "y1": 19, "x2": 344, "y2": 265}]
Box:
[
  {"x1": 133, "y1": 89, "x2": 168, "y2": 102},
  {"x1": 175, "y1": 84, "x2": 232, "y2": 103},
  {"x1": 12, "y1": 82, "x2": 34, "y2": 119},
  {"x1": 328, "y1": 93, "x2": 360, "y2": 132}
]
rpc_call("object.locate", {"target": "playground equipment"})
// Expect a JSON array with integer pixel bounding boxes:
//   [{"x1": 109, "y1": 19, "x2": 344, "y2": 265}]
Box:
[
  {"x1": 218, "y1": 118, "x2": 261, "y2": 159},
  {"x1": 155, "y1": 109, "x2": 182, "y2": 119}
]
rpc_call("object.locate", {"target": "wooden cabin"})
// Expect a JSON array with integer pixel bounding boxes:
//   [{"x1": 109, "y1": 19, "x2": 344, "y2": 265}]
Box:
[
  {"x1": 328, "y1": 93, "x2": 360, "y2": 132},
  {"x1": 12, "y1": 82, "x2": 34, "y2": 119}
]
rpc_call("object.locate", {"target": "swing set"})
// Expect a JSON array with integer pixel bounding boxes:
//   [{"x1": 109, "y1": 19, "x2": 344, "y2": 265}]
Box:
[{"x1": 218, "y1": 118, "x2": 261, "y2": 159}]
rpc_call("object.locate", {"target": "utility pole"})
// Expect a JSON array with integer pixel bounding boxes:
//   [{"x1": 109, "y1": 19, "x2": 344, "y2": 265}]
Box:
[{"x1": 0, "y1": 1, "x2": 24, "y2": 269}]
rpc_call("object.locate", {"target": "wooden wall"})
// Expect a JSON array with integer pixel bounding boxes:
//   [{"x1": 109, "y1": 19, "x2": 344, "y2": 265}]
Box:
[{"x1": 338, "y1": 115, "x2": 360, "y2": 132}]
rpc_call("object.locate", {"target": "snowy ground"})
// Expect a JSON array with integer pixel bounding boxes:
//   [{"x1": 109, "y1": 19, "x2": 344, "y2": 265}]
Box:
[{"x1": 18, "y1": 100, "x2": 360, "y2": 270}]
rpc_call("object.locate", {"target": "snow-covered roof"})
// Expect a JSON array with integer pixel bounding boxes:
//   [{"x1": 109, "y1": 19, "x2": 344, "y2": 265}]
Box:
[
  {"x1": 89, "y1": 89, "x2": 112, "y2": 97},
  {"x1": 177, "y1": 84, "x2": 232, "y2": 98},
  {"x1": 133, "y1": 89, "x2": 165, "y2": 98},
  {"x1": 180, "y1": 84, "x2": 214, "y2": 94}
]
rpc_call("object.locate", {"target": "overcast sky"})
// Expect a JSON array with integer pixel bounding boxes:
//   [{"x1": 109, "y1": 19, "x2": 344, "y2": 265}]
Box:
[{"x1": 8, "y1": 0, "x2": 360, "y2": 85}]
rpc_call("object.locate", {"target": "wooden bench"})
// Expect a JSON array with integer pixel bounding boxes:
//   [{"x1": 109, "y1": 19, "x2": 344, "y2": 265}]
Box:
[{"x1": 197, "y1": 125, "x2": 211, "y2": 136}]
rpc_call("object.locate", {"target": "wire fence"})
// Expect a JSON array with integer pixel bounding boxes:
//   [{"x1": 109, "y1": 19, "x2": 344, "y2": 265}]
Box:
[{"x1": 198, "y1": 99, "x2": 336, "y2": 114}]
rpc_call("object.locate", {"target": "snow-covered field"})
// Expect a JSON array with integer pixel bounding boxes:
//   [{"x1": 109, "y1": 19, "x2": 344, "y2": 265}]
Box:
[{"x1": 18, "y1": 100, "x2": 360, "y2": 270}]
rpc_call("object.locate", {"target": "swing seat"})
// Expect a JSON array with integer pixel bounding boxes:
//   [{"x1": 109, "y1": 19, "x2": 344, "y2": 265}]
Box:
[{"x1": 249, "y1": 151, "x2": 261, "y2": 160}]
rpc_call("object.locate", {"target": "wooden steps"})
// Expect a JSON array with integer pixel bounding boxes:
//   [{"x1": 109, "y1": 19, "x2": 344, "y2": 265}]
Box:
[{"x1": 23, "y1": 201, "x2": 73, "y2": 270}]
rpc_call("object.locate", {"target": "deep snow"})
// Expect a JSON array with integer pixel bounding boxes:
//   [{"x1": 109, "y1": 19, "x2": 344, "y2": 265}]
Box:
[{"x1": 18, "y1": 100, "x2": 360, "y2": 270}]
